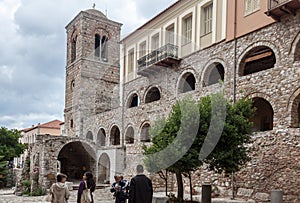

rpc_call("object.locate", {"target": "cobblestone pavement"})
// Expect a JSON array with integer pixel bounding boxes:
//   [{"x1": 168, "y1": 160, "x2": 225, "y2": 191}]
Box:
[{"x1": 0, "y1": 188, "x2": 115, "y2": 203}]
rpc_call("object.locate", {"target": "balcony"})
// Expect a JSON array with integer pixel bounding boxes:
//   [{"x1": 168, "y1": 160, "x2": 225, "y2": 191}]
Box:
[
  {"x1": 265, "y1": 0, "x2": 300, "y2": 20},
  {"x1": 137, "y1": 43, "x2": 180, "y2": 76}
]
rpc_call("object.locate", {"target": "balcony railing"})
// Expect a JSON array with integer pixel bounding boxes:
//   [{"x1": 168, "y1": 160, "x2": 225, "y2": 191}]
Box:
[
  {"x1": 137, "y1": 43, "x2": 180, "y2": 74},
  {"x1": 266, "y1": 0, "x2": 300, "y2": 20}
]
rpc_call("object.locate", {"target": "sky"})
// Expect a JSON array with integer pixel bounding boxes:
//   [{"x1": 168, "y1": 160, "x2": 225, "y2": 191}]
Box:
[{"x1": 0, "y1": 0, "x2": 177, "y2": 130}]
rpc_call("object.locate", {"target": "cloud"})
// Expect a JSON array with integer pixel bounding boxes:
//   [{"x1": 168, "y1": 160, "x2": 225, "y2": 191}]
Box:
[{"x1": 0, "y1": 0, "x2": 177, "y2": 130}]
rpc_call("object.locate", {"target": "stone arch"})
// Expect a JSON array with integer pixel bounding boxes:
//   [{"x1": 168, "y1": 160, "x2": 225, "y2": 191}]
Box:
[
  {"x1": 202, "y1": 61, "x2": 225, "y2": 87},
  {"x1": 140, "y1": 122, "x2": 151, "y2": 142},
  {"x1": 86, "y1": 131, "x2": 93, "y2": 141},
  {"x1": 110, "y1": 125, "x2": 120, "y2": 145},
  {"x1": 245, "y1": 93, "x2": 274, "y2": 132},
  {"x1": 98, "y1": 153, "x2": 110, "y2": 184},
  {"x1": 238, "y1": 42, "x2": 279, "y2": 76},
  {"x1": 144, "y1": 86, "x2": 161, "y2": 103},
  {"x1": 127, "y1": 92, "x2": 140, "y2": 108},
  {"x1": 290, "y1": 31, "x2": 300, "y2": 62},
  {"x1": 287, "y1": 87, "x2": 300, "y2": 127},
  {"x1": 177, "y1": 69, "x2": 196, "y2": 94},
  {"x1": 57, "y1": 141, "x2": 96, "y2": 181},
  {"x1": 125, "y1": 126, "x2": 135, "y2": 144},
  {"x1": 97, "y1": 128, "x2": 106, "y2": 146}
]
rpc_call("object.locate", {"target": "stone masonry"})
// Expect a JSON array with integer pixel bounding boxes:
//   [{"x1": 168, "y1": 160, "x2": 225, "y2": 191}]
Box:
[{"x1": 25, "y1": 8, "x2": 300, "y2": 203}]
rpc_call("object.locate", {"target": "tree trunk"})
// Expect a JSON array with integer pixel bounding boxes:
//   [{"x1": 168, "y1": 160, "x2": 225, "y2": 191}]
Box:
[
  {"x1": 175, "y1": 171, "x2": 183, "y2": 200},
  {"x1": 165, "y1": 170, "x2": 168, "y2": 196},
  {"x1": 189, "y1": 172, "x2": 193, "y2": 202}
]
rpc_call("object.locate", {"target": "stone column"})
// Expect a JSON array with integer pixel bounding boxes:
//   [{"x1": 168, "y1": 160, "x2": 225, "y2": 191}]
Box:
[
  {"x1": 202, "y1": 184, "x2": 211, "y2": 203},
  {"x1": 271, "y1": 190, "x2": 283, "y2": 203}
]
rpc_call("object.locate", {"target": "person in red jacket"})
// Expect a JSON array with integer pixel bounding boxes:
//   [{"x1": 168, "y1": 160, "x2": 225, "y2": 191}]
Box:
[{"x1": 129, "y1": 165, "x2": 153, "y2": 203}]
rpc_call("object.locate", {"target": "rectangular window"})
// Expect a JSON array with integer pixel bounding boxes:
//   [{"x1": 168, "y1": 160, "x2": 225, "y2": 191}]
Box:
[
  {"x1": 128, "y1": 50, "x2": 134, "y2": 73},
  {"x1": 151, "y1": 34, "x2": 159, "y2": 50},
  {"x1": 166, "y1": 24, "x2": 175, "y2": 44},
  {"x1": 203, "y1": 4, "x2": 213, "y2": 35},
  {"x1": 139, "y1": 41, "x2": 146, "y2": 58},
  {"x1": 244, "y1": 0, "x2": 260, "y2": 15},
  {"x1": 183, "y1": 15, "x2": 192, "y2": 44}
]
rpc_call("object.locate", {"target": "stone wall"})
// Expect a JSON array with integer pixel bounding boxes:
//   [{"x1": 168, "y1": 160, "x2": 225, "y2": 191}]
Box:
[{"x1": 81, "y1": 12, "x2": 300, "y2": 202}]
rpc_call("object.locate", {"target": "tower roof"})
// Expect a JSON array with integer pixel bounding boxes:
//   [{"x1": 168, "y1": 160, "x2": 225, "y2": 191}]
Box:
[{"x1": 84, "y1": 8, "x2": 107, "y2": 18}]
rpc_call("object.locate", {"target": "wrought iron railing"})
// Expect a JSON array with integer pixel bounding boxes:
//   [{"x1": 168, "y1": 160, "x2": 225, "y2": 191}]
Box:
[
  {"x1": 269, "y1": 0, "x2": 292, "y2": 9},
  {"x1": 137, "y1": 43, "x2": 179, "y2": 72}
]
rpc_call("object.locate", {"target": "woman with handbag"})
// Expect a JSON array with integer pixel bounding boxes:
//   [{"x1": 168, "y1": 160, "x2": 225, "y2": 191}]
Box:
[
  {"x1": 49, "y1": 173, "x2": 70, "y2": 203},
  {"x1": 77, "y1": 171, "x2": 96, "y2": 203}
]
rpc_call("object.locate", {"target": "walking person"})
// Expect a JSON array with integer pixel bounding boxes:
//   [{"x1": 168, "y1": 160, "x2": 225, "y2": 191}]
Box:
[
  {"x1": 50, "y1": 173, "x2": 70, "y2": 203},
  {"x1": 110, "y1": 175, "x2": 129, "y2": 203},
  {"x1": 129, "y1": 165, "x2": 153, "y2": 203},
  {"x1": 77, "y1": 171, "x2": 96, "y2": 203}
]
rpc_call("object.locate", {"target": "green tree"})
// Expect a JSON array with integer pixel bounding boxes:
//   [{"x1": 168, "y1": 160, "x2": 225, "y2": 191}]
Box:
[
  {"x1": 0, "y1": 156, "x2": 8, "y2": 188},
  {"x1": 0, "y1": 127, "x2": 26, "y2": 188},
  {"x1": 143, "y1": 94, "x2": 254, "y2": 200},
  {"x1": 143, "y1": 97, "x2": 202, "y2": 200}
]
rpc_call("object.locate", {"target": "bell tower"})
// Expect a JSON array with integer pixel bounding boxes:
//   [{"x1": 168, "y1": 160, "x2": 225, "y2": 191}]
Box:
[{"x1": 64, "y1": 8, "x2": 122, "y2": 137}]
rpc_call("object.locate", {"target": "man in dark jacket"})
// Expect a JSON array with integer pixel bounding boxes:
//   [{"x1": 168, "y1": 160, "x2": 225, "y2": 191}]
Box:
[{"x1": 129, "y1": 165, "x2": 153, "y2": 203}]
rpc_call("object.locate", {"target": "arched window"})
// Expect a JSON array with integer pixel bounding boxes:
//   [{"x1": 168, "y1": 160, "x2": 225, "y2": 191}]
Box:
[
  {"x1": 145, "y1": 87, "x2": 161, "y2": 103},
  {"x1": 95, "y1": 34, "x2": 108, "y2": 62},
  {"x1": 204, "y1": 63, "x2": 224, "y2": 86},
  {"x1": 127, "y1": 93, "x2": 139, "y2": 108},
  {"x1": 86, "y1": 131, "x2": 93, "y2": 141},
  {"x1": 110, "y1": 126, "x2": 120, "y2": 145},
  {"x1": 291, "y1": 93, "x2": 300, "y2": 128},
  {"x1": 97, "y1": 128, "x2": 106, "y2": 146},
  {"x1": 125, "y1": 127, "x2": 134, "y2": 144},
  {"x1": 95, "y1": 34, "x2": 101, "y2": 57},
  {"x1": 71, "y1": 37, "x2": 77, "y2": 63},
  {"x1": 101, "y1": 36, "x2": 108, "y2": 62},
  {"x1": 240, "y1": 46, "x2": 276, "y2": 76},
  {"x1": 178, "y1": 72, "x2": 196, "y2": 93},
  {"x1": 250, "y1": 98, "x2": 274, "y2": 131},
  {"x1": 141, "y1": 123, "x2": 151, "y2": 142}
]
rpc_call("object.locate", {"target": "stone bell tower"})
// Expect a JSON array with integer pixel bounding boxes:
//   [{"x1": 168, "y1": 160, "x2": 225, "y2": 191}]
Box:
[{"x1": 64, "y1": 8, "x2": 122, "y2": 137}]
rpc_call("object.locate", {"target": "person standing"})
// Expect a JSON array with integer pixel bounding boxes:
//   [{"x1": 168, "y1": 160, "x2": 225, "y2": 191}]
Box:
[
  {"x1": 77, "y1": 171, "x2": 96, "y2": 203},
  {"x1": 110, "y1": 175, "x2": 129, "y2": 203},
  {"x1": 50, "y1": 173, "x2": 70, "y2": 203},
  {"x1": 129, "y1": 165, "x2": 153, "y2": 203}
]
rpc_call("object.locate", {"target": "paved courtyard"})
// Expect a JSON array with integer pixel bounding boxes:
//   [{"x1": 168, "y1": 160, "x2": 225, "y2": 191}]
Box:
[
  {"x1": 0, "y1": 188, "x2": 255, "y2": 203},
  {"x1": 0, "y1": 188, "x2": 114, "y2": 203}
]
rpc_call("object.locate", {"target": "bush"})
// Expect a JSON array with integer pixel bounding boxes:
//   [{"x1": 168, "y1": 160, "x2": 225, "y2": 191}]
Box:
[
  {"x1": 22, "y1": 179, "x2": 31, "y2": 195},
  {"x1": 31, "y1": 187, "x2": 46, "y2": 196}
]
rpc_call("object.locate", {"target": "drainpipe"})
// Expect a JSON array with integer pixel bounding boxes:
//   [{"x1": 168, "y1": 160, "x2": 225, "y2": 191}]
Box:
[{"x1": 232, "y1": 0, "x2": 238, "y2": 199}]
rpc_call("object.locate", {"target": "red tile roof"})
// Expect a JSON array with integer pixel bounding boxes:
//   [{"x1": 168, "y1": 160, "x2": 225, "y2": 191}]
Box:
[
  {"x1": 39, "y1": 119, "x2": 63, "y2": 129},
  {"x1": 21, "y1": 119, "x2": 63, "y2": 132}
]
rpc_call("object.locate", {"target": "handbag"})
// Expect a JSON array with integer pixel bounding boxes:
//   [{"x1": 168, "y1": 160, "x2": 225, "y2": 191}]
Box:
[{"x1": 81, "y1": 181, "x2": 92, "y2": 203}]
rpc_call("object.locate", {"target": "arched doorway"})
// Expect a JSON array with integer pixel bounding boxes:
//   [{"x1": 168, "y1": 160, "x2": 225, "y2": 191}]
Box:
[
  {"x1": 140, "y1": 123, "x2": 151, "y2": 142},
  {"x1": 250, "y1": 98, "x2": 274, "y2": 131},
  {"x1": 110, "y1": 125, "x2": 120, "y2": 145},
  {"x1": 58, "y1": 141, "x2": 96, "y2": 181},
  {"x1": 97, "y1": 128, "x2": 106, "y2": 146},
  {"x1": 98, "y1": 153, "x2": 110, "y2": 184}
]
